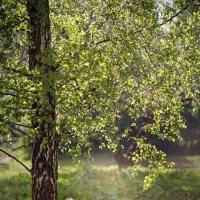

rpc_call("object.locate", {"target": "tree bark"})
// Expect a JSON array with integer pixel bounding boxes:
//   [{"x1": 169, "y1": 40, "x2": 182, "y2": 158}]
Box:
[{"x1": 27, "y1": 0, "x2": 59, "y2": 199}]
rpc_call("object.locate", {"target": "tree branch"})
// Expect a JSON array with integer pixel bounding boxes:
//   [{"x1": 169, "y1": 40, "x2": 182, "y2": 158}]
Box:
[
  {"x1": 0, "y1": 18, "x2": 27, "y2": 32},
  {"x1": 95, "y1": 39, "x2": 111, "y2": 46},
  {"x1": 9, "y1": 124, "x2": 30, "y2": 137},
  {"x1": 3, "y1": 67, "x2": 32, "y2": 78},
  {"x1": 158, "y1": 3, "x2": 196, "y2": 27},
  {"x1": 0, "y1": 92, "x2": 17, "y2": 97},
  {"x1": 130, "y1": 2, "x2": 198, "y2": 36},
  {"x1": 0, "y1": 149, "x2": 31, "y2": 173},
  {"x1": 7, "y1": 121, "x2": 31, "y2": 129}
]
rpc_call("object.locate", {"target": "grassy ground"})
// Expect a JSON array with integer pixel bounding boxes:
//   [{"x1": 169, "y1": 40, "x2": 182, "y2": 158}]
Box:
[
  {"x1": 1, "y1": 154, "x2": 200, "y2": 200},
  {"x1": 1, "y1": 165, "x2": 200, "y2": 200}
]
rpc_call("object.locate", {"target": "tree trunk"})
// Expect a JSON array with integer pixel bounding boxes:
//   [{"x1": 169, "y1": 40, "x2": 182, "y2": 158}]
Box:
[{"x1": 27, "y1": 0, "x2": 59, "y2": 199}]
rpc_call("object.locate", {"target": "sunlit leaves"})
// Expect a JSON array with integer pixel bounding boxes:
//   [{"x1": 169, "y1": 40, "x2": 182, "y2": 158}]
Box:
[{"x1": 0, "y1": 0, "x2": 199, "y2": 182}]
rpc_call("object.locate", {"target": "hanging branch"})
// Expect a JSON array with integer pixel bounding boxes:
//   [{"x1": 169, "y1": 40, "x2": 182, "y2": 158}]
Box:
[{"x1": 0, "y1": 149, "x2": 31, "y2": 173}]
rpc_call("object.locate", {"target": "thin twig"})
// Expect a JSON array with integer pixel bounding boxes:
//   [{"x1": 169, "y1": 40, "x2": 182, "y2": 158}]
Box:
[
  {"x1": 7, "y1": 121, "x2": 31, "y2": 129},
  {"x1": 131, "y1": 2, "x2": 198, "y2": 35},
  {"x1": 3, "y1": 67, "x2": 32, "y2": 78},
  {"x1": 9, "y1": 125, "x2": 30, "y2": 137},
  {"x1": 0, "y1": 149, "x2": 31, "y2": 173},
  {"x1": 0, "y1": 18, "x2": 27, "y2": 32},
  {"x1": 95, "y1": 39, "x2": 111, "y2": 46},
  {"x1": 0, "y1": 92, "x2": 17, "y2": 97},
  {"x1": 158, "y1": 3, "x2": 195, "y2": 27}
]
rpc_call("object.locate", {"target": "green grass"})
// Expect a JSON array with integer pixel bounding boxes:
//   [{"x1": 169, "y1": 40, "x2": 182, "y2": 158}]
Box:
[
  {"x1": 1, "y1": 163, "x2": 200, "y2": 200},
  {"x1": 1, "y1": 151, "x2": 200, "y2": 200}
]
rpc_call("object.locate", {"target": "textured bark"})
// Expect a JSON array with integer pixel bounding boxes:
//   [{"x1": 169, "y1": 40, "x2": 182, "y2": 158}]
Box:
[{"x1": 27, "y1": 0, "x2": 59, "y2": 199}]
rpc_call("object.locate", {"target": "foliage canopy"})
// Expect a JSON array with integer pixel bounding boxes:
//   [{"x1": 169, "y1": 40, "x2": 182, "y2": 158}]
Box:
[{"x1": 0, "y1": 0, "x2": 200, "y2": 189}]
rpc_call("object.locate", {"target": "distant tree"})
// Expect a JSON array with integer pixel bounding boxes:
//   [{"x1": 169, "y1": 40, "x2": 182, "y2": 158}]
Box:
[{"x1": 0, "y1": 0, "x2": 199, "y2": 199}]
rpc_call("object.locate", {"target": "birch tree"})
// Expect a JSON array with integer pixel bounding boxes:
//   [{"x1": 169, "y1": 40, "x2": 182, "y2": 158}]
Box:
[{"x1": 0, "y1": 0, "x2": 199, "y2": 199}]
